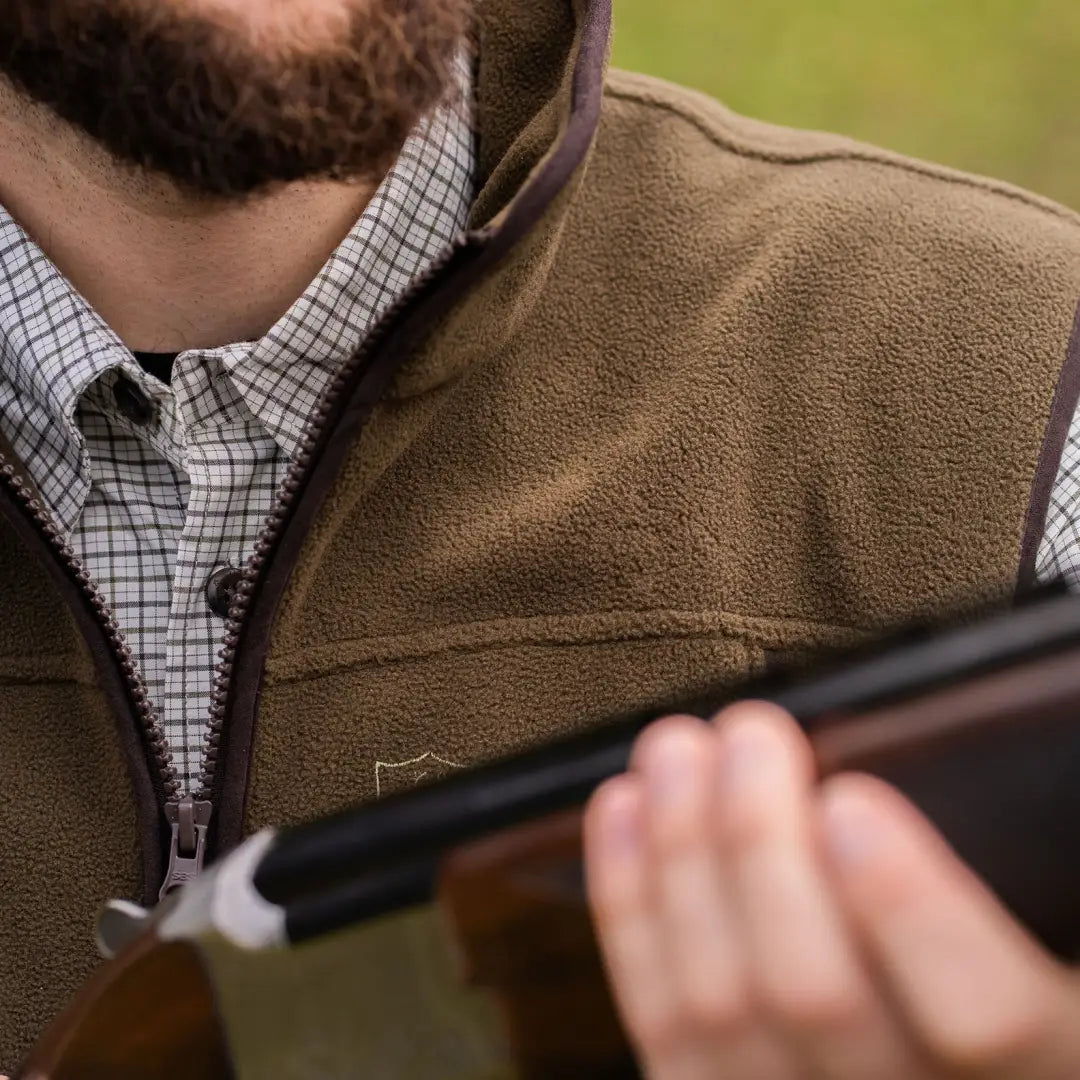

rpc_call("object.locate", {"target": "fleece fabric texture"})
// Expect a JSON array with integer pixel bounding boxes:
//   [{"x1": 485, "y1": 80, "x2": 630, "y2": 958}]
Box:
[{"x1": 4, "y1": 0, "x2": 1080, "y2": 1068}]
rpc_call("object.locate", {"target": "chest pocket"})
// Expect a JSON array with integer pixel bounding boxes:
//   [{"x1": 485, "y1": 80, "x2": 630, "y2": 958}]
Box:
[{"x1": 246, "y1": 624, "x2": 779, "y2": 831}]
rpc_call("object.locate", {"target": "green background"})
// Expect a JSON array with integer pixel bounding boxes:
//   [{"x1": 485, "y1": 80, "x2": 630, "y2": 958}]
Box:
[{"x1": 612, "y1": 0, "x2": 1080, "y2": 210}]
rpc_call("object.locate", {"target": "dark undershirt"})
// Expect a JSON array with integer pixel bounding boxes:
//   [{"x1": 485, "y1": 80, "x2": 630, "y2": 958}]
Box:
[{"x1": 132, "y1": 350, "x2": 180, "y2": 385}]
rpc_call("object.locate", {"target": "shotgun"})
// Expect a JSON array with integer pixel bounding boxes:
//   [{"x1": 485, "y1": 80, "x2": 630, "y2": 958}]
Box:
[{"x1": 17, "y1": 587, "x2": 1080, "y2": 1080}]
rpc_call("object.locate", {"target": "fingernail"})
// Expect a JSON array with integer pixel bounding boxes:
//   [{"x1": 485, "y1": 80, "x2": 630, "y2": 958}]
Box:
[
  {"x1": 644, "y1": 729, "x2": 700, "y2": 805},
  {"x1": 821, "y1": 790, "x2": 877, "y2": 869}
]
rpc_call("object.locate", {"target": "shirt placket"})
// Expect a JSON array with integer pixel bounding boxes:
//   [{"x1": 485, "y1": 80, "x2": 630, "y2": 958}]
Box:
[
  {"x1": 165, "y1": 354, "x2": 286, "y2": 789},
  {"x1": 75, "y1": 369, "x2": 188, "y2": 728}
]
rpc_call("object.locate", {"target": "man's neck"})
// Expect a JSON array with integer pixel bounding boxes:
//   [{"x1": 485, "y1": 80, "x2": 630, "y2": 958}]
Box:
[{"x1": 0, "y1": 89, "x2": 378, "y2": 353}]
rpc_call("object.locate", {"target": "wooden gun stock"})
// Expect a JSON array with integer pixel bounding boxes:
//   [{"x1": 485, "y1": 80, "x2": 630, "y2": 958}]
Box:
[
  {"x1": 19, "y1": 590, "x2": 1080, "y2": 1079},
  {"x1": 16, "y1": 935, "x2": 231, "y2": 1080}
]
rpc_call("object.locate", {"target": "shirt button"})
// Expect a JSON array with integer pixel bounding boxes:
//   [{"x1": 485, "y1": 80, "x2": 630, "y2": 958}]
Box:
[
  {"x1": 205, "y1": 566, "x2": 243, "y2": 619},
  {"x1": 113, "y1": 375, "x2": 155, "y2": 426}
]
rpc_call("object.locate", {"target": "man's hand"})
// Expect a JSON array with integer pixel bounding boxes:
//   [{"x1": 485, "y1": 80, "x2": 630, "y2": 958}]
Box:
[{"x1": 583, "y1": 702, "x2": 1080, "y2": 1079}]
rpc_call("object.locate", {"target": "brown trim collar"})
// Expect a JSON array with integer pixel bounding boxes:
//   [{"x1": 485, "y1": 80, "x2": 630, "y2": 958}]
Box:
[
  {"x1": 476, "y1": 0, "x2": 612, "y2": 250},
  {"x1": 1017, "y1": 300, "x2": 1080, "y2": 595}
]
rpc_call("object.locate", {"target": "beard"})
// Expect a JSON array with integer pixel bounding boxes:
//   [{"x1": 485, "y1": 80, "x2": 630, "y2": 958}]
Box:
[{"x1": 0, "y1": 0, "x2": 472, "y2": 199}]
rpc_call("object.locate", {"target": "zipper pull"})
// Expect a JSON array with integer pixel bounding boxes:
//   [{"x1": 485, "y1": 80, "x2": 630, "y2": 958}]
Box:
[{"x1": 159, "y1": 796, "x2": 213, "y2": 901}]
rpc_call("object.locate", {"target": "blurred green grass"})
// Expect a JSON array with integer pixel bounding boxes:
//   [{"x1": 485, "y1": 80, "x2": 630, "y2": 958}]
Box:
[{"x1": 612, "y1": 0, "x2": 1080, "y2": 209}]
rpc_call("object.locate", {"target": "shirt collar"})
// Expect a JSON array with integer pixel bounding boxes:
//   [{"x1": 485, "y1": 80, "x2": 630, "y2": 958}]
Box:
[
  {"x1": 0, "y1": 220, "x2": 134, "y2": 425},
  {"x1": 222, "y1": 54, "x2": 475, "y2": 457},
  {"x1": 0, "y1": 215, "x2": 141, "y2": 530}
]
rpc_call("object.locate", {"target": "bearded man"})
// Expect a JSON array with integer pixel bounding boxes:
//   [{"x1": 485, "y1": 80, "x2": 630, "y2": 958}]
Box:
[{"x1": 1, "y1": 0, "x2": 1080, "y2": 1076}]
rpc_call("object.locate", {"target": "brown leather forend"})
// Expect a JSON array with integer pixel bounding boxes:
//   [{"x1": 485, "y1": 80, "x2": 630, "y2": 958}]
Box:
[{"x1": 813, "y1": 648, "x2": 1080, "y2": 959}]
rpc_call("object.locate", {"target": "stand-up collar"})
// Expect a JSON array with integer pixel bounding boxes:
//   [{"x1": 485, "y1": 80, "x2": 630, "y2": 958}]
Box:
[{"x1": 391, "y1": 0, "x2": 613, "y2": 398}]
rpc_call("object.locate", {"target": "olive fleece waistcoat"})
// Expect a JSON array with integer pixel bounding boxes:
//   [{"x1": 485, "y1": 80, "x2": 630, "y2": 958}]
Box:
[{"x1": 3, "y1": 0, "x2": 1080, "y2": 1067}]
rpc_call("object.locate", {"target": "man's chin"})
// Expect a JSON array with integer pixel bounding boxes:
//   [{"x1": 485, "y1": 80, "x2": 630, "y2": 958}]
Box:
[
  {"x1": 174, "y1": 0, "x2": 357, "y2": 50},
  {"x1": 0, "y1": 0, "x2": 472, "y2": 199}
]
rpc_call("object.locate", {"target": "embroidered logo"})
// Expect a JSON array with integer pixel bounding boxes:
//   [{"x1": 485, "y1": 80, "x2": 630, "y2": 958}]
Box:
[{"x1": 374, "y1": 752, "x2": 466, "y2": 798}]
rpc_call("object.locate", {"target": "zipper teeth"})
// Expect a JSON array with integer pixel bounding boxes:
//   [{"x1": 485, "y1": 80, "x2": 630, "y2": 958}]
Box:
[
  {"x1": 198, "y1": 237, "x2": 471, "y2": 800},
  {"x1": 0, "y1": 460, "x2": 182, "y2": 803}
]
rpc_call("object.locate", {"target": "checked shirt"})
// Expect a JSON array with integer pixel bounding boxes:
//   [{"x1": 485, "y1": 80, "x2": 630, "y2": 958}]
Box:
[{"x1": 0, "y1": 71, "x2": 475, "y2": 792}]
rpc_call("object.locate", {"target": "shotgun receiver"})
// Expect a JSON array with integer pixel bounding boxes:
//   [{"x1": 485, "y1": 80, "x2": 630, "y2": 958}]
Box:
[{"x1": 18, "y1": 588, "x2": 1080, "y2": 1080}]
